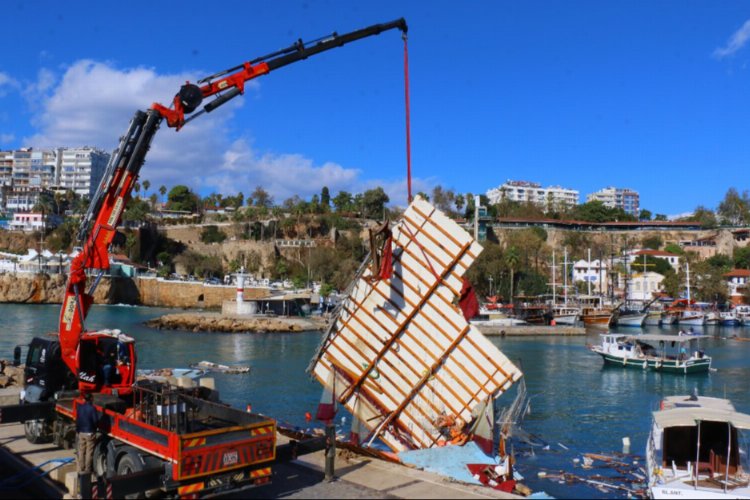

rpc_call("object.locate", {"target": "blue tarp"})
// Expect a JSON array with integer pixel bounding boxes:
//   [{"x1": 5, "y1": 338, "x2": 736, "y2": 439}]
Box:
[{"x1": 398, "y1": 441, "x2": 499, "y2": 485}]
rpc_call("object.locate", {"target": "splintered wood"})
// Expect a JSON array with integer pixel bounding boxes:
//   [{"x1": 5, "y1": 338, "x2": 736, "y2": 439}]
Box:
[{"x1": 310, "y1": 197, "x2": 522, "y2": 452}]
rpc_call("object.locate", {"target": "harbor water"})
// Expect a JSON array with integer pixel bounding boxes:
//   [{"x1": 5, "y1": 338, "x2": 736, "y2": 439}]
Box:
[{"x1": 2, "y1": 303, "x2": 750, "y2": 498}]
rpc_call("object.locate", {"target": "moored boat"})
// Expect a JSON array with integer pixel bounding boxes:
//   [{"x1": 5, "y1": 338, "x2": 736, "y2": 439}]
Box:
[
  {"x1": 720, "y1": 310, "x2": 741, "y2": 327},
  {"x1": 587, "y1": 333, "x2": 712, "y2": 374},
  {"x1": 616, "y1": 309, "x2": 647, "y2": 328},
  {"x1": 647, "y1": 393, "x2": 750, "y2": 499},
  {"x1": 552, "y1": 305, "x2": 580, "y2": 325},
  {"x1": 644, "y1": 310, "x2": 663, "y2": 326}
]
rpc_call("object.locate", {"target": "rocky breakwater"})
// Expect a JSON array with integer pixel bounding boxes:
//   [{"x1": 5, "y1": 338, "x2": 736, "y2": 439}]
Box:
[{"x1": 145, "y1": 312, "x2": 327, "y2": 333}]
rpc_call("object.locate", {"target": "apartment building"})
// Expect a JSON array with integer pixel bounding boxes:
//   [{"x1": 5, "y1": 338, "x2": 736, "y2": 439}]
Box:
[
  {"x1": 586, "y1": 186, "x2": 640, "y2": 216},
  {"x1": 58, "y1": 147, "x2": 108, "y2": 198},
  {"x1": 486, "y1": 180, "x2": 579, "y2": 210},
  {"x1": 0, "y1": 147, "x2": 109, "y2": 213}
]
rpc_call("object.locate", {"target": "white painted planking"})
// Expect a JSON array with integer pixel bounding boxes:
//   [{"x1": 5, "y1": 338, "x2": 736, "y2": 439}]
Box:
[{"x1": 311, "y1": 196, "x2": 522, "y2": 452}]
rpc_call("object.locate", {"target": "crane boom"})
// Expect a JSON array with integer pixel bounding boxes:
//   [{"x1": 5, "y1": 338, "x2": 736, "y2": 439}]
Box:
[{"x1": 58, "y1": 18, "x2": 408, "y2": 393}]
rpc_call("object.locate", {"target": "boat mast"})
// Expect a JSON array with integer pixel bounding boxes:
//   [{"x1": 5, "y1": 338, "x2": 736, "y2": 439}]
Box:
[
  {"x1": 686, "y1": 260, "x2": 691, "y2": 302},
  {"x1": 564, "y1": 248, "x2": 569, "y2": 306},
  {"x1": 587, "y1": 248, "x2": 592, "y2": 296},
  {"x1": 552, "y1": 250, "x2": 557, "y2": 305}
]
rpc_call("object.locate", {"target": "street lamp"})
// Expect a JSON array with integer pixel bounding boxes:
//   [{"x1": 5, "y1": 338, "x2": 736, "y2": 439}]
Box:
[{"x1": 488, "y1": 275, "x2": 494, "y2": 297}]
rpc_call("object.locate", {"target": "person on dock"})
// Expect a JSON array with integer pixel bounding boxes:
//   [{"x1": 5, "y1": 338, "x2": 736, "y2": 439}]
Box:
[{"x1": 76, "y1": 392, "x2": 99, "y2": 494}]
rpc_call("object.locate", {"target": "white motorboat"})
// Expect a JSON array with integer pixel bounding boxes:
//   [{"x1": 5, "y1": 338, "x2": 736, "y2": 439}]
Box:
[
  {"x1": 647, "y1": 393, "x2": 750, "y2": 499},
  {"x1": 616, "y1": 310, "x2": 647, "y2": 327},
  {"x1": 552, "y1": 305, "x2": 580, "y2": 325},
  {"x1": 588, "y1": 333, "x2": 712, "y2": 374}
]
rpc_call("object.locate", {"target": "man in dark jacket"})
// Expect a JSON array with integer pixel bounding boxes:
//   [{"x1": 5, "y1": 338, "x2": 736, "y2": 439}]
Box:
[{"x1": 76, "y1": 392, "x2": 99, "y2": 494}]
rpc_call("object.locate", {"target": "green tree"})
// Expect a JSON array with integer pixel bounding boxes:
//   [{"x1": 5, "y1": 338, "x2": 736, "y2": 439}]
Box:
[
  {"x1": 654, "y1": 214, "x2": 668, "y2": 221},
  {"x1": 717, "y1": 187, "x2": 750, "y2": 226},
  {"x1": 734, "y1": 247, "x2": 750, "y2": 269},
  {"x1": 158, "y1": 185, "x2": 167, "y2": 203},
  {"x1": 641, "y1": 235, "x2": 663, "y2": 250},
  {"x1": 664, "y1": 243, "x2": 684, "y2": 255},
  {"x1": 362, "y1": 187, "x2": 389, "y2": 219},
  {"x1": 200, "y1": 225, "x2": 227, "y2": 244},
  {"x1": 142, "y1": 179, "x2": 151, "y2": 197},
  {"x1": 250, "y1": 186, "x2": 273, "y2": 208},
  {"x1": 166, "y1": 185, "x2": 199, "y2": 212},
  {"x1": 684, "y1": 206, "x2": 717, "y2": 228},
  {"x1": 505, "y1": 246, "x2": 520, "y2": 301},
  {"x1": 332, "y1": 191, "x2": 353, "y2": 213},
  {"x1": 639, "y1": 209, "x2": 652, "y2": 221},
  {"x1": 320, "y1": 186, "x2": 331, "y2": 211},
  {"x1": 122, "y1": 197, "x2": 151, "y2": 224}
]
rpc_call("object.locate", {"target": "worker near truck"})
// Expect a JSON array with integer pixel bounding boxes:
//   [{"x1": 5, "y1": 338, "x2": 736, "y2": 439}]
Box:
[{"x1": 76, "y1": 393, "x2": 99, "y2": 480}]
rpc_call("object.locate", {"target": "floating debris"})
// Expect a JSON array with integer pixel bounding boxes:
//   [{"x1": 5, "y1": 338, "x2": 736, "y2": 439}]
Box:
[{"x1": 189, "y1": 360, "x2": 250, "y2": 374}]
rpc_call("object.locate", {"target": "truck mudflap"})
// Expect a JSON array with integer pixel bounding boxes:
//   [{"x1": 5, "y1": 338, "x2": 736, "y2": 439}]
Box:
[
  {"x1": 175, "y1": 465, "x2": 272, "y2": 497},
  {"x1": 175, "y1": 422, "x2": 276, "y2": 481}
]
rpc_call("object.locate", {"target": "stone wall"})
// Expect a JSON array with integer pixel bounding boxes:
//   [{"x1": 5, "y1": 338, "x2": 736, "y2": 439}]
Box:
[
  {"x1": 0, "y1": 273, "x2": 137, "y2": 304},
  {"x1": 135, "y1": 277, "x2": 271, "y2": 309}
]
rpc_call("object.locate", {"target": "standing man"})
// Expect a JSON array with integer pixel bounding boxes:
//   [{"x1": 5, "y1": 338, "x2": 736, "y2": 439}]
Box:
[{"x1": 76, "y1": 392, "x2": 99, "y2": 496}]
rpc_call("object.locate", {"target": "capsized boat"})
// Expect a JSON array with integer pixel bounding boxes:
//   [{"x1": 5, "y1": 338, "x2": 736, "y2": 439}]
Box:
[
  {"x1": 587, "y1": 333, "x2": 712, "y2": 374},
  {"x1": 647, "y1": 393, "x2": 750, "y2": 499}
]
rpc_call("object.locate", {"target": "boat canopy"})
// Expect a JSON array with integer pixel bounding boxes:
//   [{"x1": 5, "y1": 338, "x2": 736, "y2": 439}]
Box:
[
  {"x1": 654, "y1": 407, "x2": 750, "y2": 430},
  {"x1": 605, "y1": 333, "x2": 709, "y2": 343}
]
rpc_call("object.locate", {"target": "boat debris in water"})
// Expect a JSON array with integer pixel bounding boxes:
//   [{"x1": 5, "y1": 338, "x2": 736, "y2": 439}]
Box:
[
  {"x1": 308, "y1": 197, "x2": 524, "y2": 490},
  {"x1": 189, "y1": 360, "x2": 250, "y2": 374}
]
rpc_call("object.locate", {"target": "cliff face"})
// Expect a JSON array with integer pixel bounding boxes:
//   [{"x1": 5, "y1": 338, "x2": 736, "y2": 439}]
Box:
[{"x1": 0, "y1": 274, "x2": 139, "y2": 305}]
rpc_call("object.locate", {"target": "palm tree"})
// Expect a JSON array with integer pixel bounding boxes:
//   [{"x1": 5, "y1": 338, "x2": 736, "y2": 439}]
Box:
[
  {"x1": 505, "y1": 246, "x2": 520, "y2": 302},
  {"x1": 159, "y1": 185, "x2": 167, "y2": 204},
  {"x1": 142, "y1": 179, "x2": 151, "y2": 199}
]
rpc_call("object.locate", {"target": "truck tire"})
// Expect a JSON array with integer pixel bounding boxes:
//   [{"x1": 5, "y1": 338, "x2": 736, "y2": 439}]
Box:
[
  {"x1": 93, "y1": 441, "x2": 108, "y2": 478},
  {"x1": 24, "y1": 419, "x2": 52, "y2": 444},
  {"x1": 117, "y1": 450, "x2": 145, "y2": 500}
]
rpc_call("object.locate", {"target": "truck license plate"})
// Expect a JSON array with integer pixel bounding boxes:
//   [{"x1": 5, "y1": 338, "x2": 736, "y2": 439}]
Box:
[{"x1": 222, "y1": 450, "x2": 239, "y2": 467}]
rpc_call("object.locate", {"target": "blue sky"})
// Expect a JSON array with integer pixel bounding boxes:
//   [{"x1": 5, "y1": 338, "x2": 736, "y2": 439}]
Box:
[{"x1": 0, "y1": 1, "x2": 748, "y2": 215}]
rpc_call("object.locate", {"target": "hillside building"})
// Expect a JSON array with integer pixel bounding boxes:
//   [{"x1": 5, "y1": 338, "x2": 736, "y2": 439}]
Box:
[
  {"x1": 586, "y1": 187, "x2": 640, "y2": 216},
  {"x1": 486, "y1": 180, "x2": 579, "y2": 211}
]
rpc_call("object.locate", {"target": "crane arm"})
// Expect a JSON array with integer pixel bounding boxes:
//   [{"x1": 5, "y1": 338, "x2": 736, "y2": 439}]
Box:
[
  {"x1": 152, "y1": 18, "x2": 407, "y2": 129},
  {"x1": 57, "y1": 18, "x2": 408, "y2": 380}
]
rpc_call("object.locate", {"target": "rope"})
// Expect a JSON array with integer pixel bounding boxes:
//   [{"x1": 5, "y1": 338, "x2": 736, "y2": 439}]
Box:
[
  {"x1": 403, "y1": 33, "x2": 412, "y2": 204},
  {"x1": 0, "y1": 457, "x2": 74, "y2": 490}
]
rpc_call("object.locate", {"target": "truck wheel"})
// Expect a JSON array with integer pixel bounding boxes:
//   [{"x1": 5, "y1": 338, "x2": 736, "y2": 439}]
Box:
[
  {"x1": 117, "y1": 450, "x2": 145, "y2": 499},
  {"x1": 93, "y1": 442, "x2": 108, "y2": 478},
  {"x1": 117, "y1": 450, "x2": 143, "y2": 475},
  {"x1": 24, "y1": 419, "x2": 51, "y2": 444}
]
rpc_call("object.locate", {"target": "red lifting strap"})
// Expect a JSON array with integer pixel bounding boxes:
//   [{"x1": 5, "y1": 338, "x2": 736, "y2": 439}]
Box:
[{"x1": 403, "y1": 33, "x2": 413, "y2": 204}]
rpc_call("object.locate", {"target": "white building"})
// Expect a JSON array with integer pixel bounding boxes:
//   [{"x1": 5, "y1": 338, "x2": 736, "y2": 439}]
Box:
[
  {"x1": 572, "y1": 258, "x2": 609, "y2": 291},
  {"x1": 58, "y1": 147, "x2": 108, "y2": 198},
  {"x1": 627, "y1": 249, "x2": 680, "y2": 272},
  {"x1": 627, "y1": 271, "x2": 664, "y2": 301},
  {"x1": 586, "y1": 186, "x2": 640, "y2": 216},
  {"x1": 486, "y1": 180, "x2": 579, "y2": 210}
]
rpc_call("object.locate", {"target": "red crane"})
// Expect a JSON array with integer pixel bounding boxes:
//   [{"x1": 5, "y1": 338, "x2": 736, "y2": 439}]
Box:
[{"x1": 57, "y1": 18, "x2": 408, "y2": 395}]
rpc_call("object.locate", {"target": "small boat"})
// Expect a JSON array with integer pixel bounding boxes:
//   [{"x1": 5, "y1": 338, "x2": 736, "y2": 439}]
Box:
[
  {"x1": 470, "y1": 316, "x2": 528, "y2": 327},
  {"x1": 551, "y1": 305, "x2": 580, "y2": 325},
  {"x1": 720, "y1": 310, "x2": 741, "y2": 327},
  {"x1": 588, "y1": 333, "x2": 712, "y2": 374},
  {"x1": 735, "y1": 305, "x2": 750, "y2": 325},
  {"x1": 647, "y1": 393, "x2": 750, "y2": 499},
  {"x1": 616, "y1": 309, "x2": 647, "y2": 328},
  {"x1": 189, "y1": 360, "x2": 250, "y2": 374}
]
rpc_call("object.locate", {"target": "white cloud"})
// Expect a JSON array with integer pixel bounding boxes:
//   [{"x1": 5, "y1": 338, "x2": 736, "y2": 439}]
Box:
[
  {"x1": 20, "y1": 59, "x2": 433, "y2": 207},
  {"x1": 713, "y1": 18, "x2": 750, "y2": 59},
  {"x1": 0, "y1": 72, "x2": 19, "y2": 97},
  {"x1": 20, "y1": 59, "x2": 378, "y2": 201},
  {"x1": 0, "y1": 133, "x2": 15, "y2": 144}
]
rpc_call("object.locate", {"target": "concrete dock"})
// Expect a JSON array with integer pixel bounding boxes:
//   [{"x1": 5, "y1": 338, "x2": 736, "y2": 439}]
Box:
[
  {"x1": 476, "y1": 324, "x2": 586, "y2": 336},
  {"x1": 0, "y1": 421, "x2": 520, "y2": 499}
]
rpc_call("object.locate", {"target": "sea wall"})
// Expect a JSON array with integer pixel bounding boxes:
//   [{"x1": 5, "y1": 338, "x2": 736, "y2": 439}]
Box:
[
  {"x1": 135, "y1": 277, "x2": 271, "y2": 309},
  {"x1": 0, "y1": 273, "x2": 271, "y2": 309}
]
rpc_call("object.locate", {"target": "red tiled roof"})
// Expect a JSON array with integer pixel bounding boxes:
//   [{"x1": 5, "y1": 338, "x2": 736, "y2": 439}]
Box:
[{"x1": 725, "y1": 269, "x2": 750, "y2": 278}]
